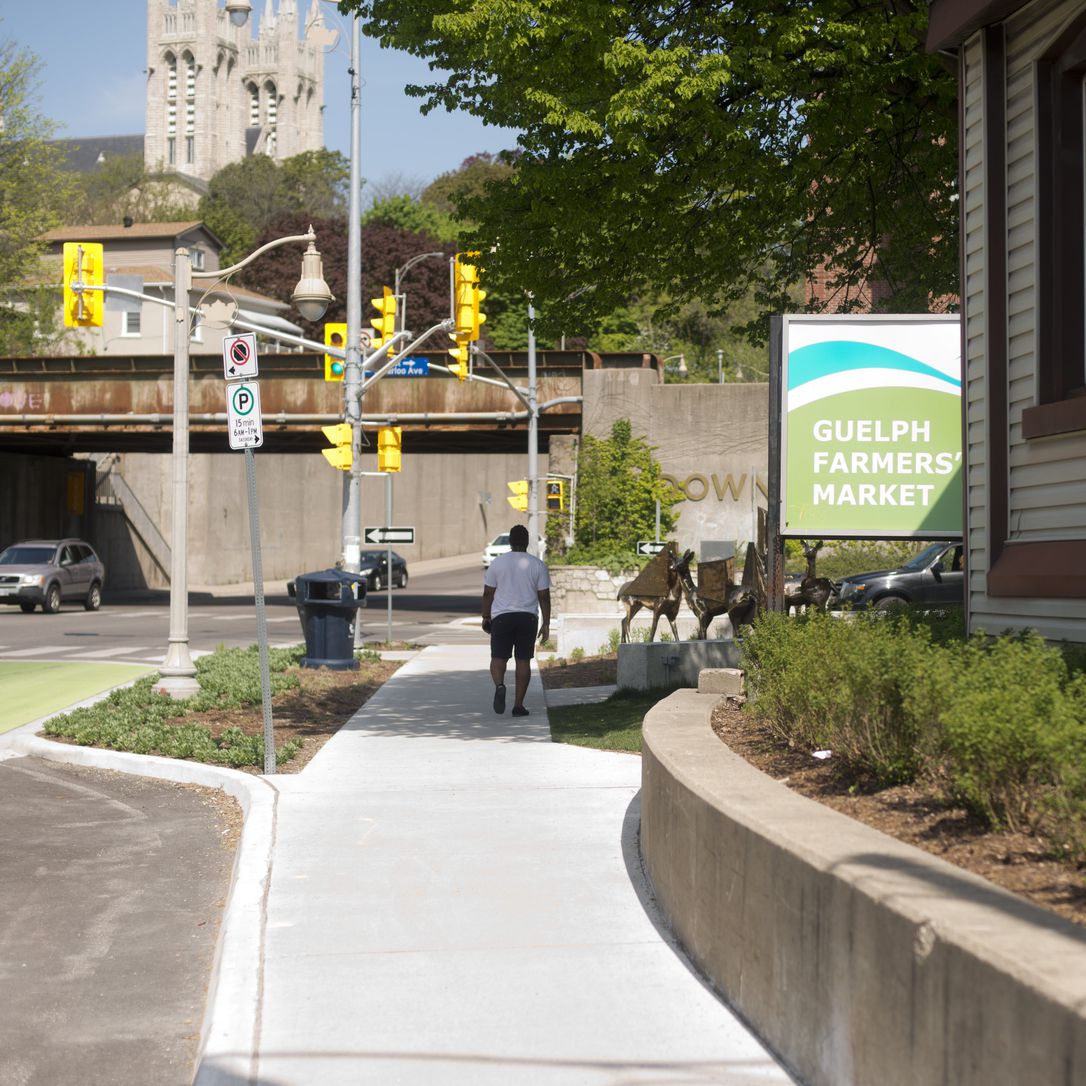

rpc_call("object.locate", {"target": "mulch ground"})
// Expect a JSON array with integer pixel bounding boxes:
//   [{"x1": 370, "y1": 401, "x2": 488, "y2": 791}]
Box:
[
  {"x1": 711, "y1": 699, "x2": 1086, "y2": 929},
  {"x1": 537, "y1": 654, "x2": 617, "y2": 688},
  {"x1": 183, "y1": 656, "x2": 404, "y2": 775}
]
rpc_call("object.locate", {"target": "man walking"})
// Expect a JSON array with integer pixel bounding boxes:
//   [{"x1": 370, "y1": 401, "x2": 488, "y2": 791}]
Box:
[{"x1": 481, "y1": 524, "x2": 550, "y2": 716}]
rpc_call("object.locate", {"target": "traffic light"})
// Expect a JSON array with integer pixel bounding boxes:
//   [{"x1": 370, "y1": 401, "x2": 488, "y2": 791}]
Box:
[
  {"x1": 377, "y1": 426, "x2": 402, "y2": 473},
  {"x1": 323, "y1": 322, "x2": 346, "y2": 381},
  {"x1": 507, "y1": 479, "x2": 528, "y2": 512},
  {"x1": 447, "y1": 341, "x2": 470, "y2": 381},
  {"x1": 63, "y1": 242, "x2": 104, "y2": 327},
  {"x1": 448, "y1": 253, "x2": 486, "y2": 379},
  {"x1": 370, "y1": 286, "x2": 396, "y2": 349},
  {"x1": 546, "y1": 479, "x2": 565, "y2": 512},
  {"x1": 452, "y1": 252, "x2": 486, "y2": 340},
  {"x1": 321, "y1": 423, "x2": 352, "y2": 470}
]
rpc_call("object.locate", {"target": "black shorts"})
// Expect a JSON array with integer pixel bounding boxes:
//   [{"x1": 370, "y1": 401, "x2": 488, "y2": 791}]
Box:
[{"x1": 490, "y1": 612, "x2": 539, "y2": 661}]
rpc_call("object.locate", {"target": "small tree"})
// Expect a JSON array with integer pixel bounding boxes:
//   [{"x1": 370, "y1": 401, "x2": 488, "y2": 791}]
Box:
[{"x1": 569, "y1": 419, "x2": 680, "y2": 569}]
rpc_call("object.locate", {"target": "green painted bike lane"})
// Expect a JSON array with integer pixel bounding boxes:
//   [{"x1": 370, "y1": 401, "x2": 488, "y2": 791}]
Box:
[{"x1": 0, "y1": 660, "x2": 154, "y2": 734}]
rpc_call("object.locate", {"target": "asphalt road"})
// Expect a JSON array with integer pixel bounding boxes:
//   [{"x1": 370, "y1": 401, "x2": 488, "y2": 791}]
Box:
[
  {"x1": 0, "y1": 755, "x2": 237, "y2": 1086},
  {"x1": 0, "y1": 557, "x2": 489, "y2": 665}
]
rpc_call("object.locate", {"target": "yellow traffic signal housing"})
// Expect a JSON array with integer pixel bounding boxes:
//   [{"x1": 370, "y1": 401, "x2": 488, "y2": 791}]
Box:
[
  {"x1": 447, "y1": 340, "x2": 470, "y2": 381},
  {"x1": 377, "y1": 426, "x2": 402, "y2": 473},
  {"x1": 452, "y1": 253, "x2": 486, "y2": 341},
  {"x1": 507, "y1": 479, "x2": 528, "y2": 512},
  {"x1": 546, "y1": 479, "x2": 565, "y2": 512},
  {"x1": 321, "y1": 423, "x2": 353, "y2": 470},
  {"x1": 63, "y1": 242, "x2": 104, "y2": 327},
  {"x1": 323, "y1": 322, "x2": 346, "y2": 381},
  {"x1": 370, "y1": 286, "x2": 397, "y2": 348}
]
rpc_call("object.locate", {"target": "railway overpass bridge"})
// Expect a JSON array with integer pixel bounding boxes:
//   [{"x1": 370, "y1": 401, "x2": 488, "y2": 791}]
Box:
[
  {"x1": 0, "y1": 349, "x2": 659, "y2": 455},
  {"x1": 0, "y1": 350, "x2": 666, "y2": 586}
]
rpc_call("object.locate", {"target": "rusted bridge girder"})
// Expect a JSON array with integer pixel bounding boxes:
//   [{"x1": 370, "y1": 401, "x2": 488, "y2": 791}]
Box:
[{"x1": 0, "y1": 349, "x2": 657, "y2": 454}]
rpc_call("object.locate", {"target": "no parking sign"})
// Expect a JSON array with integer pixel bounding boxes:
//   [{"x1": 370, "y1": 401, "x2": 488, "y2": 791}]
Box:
[{"x1": 223, "y1": 332, "x2": 259, "y2": 380}]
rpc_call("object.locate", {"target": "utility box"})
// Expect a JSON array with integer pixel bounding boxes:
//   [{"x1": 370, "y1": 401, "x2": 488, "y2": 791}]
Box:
[{"x1": 288, "y1": 569, "x2": 367, "y2": 670}]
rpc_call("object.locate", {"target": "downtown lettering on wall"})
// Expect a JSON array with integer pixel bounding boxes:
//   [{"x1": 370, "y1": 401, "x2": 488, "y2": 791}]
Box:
[{"x1": 781, "y1": 316, "x2": 962, "y2": 538}]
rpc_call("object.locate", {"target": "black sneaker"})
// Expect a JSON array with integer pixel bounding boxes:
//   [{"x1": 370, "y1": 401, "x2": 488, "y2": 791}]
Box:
[
  {"x1": 493, "y1": 684, "x2": 506, "y2": 714},
  {"x1": 511, "y1": 706, "x2": 529, "y2": 717}
]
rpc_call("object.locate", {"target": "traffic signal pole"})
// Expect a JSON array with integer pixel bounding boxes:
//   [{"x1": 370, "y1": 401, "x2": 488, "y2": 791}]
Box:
[
  {"x1": 527, "y1": 299, "x2": 541, "y2": 556},
  {"x1": 341, "y1": 15, "x2": 364, "y2": 574}
]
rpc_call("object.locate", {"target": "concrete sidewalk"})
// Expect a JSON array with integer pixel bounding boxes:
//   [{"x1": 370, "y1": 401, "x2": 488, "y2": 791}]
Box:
[{"x1": 198, "y1": 645, "x2": 793, "y2": 1086}]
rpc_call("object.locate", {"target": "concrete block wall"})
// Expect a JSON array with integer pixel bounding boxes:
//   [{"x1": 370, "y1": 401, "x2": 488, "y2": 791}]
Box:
[{"x1": 640, "y1": 690, "x2": 1086, "y2": 1086}]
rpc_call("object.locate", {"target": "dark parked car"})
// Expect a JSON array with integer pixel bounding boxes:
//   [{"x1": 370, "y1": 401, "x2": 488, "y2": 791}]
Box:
[
  {"x1": 0, "y1": 539, "x2": 105, "y2": 613},
  {"x1": 358, "y1": 549, "x2": 408, "y2": 591},
  {"x1": 834, "y1": 542, "x2": 963, "y2": 611}
]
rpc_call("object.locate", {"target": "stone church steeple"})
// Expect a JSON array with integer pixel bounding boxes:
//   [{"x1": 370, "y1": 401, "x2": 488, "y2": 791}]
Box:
[{"x1": 144, "y1": 0, "x2": 329, "y2": 185}]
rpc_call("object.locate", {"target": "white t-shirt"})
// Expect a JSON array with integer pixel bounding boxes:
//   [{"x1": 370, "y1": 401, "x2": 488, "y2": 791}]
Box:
[{"x1": 484, "y1": 550, "x2": 551, "y2": 618}]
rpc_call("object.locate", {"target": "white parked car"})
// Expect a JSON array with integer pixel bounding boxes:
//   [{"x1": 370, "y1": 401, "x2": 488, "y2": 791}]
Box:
[{"x1": 482, "y1": 533, "x2": 547, "y2": 568}]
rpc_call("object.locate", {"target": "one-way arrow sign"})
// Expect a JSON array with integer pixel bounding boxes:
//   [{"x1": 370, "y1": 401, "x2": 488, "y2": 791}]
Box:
[
  {"x1": 364, "y1": 526, "x2": 415, "y2": 545},
  {"x1": 636, "y1": 540, "x2": 667, "y2": 556}
]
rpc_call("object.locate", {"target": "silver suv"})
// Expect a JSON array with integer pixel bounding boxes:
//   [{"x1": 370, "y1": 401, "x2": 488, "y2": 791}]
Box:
[{"x1": 0, "y1": 539, "x2": 105, "y2": 614}]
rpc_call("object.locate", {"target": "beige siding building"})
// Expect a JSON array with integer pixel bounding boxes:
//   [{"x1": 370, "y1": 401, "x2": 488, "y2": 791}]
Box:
[
  {"x1": 40, "y1": 222, "x2": 302, "y2": 357},
  {"x1": 930, "y1": 0, "x2": 1086, "y2": 640}
]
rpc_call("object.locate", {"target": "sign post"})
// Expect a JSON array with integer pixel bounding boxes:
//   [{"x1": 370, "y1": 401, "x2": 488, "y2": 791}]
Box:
[{"x1": 223, "y1": 341, "x2": 275, "y2": 775}]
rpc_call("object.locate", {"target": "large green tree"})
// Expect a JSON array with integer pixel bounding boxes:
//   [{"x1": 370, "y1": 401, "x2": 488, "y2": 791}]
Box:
[
  {"x1": 198, "y1": 150, "x2": 350, "y2": 265},
  {"x1": 0, "y1": 36, "x2": 76, "y2": 353},
  {"x1": 343, "y1": 1, "x2": 957, "y2": 342}
]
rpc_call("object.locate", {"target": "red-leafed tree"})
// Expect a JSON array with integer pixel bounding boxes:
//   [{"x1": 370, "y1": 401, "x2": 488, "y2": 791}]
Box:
[{"x1": 238, "y1": 214, "x2": 456, "y2": 343}]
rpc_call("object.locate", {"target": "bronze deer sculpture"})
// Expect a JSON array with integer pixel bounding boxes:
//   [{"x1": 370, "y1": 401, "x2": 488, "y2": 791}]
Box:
[
  {"x1": 785, "y1": 539, "x2": 835, "y2": 613},
  {"x1": 672, "y1": 551, "x2": 758, "y2": 639},
  {"x1": 617, "y1": 547, "x2": 693, "y2": 643}
]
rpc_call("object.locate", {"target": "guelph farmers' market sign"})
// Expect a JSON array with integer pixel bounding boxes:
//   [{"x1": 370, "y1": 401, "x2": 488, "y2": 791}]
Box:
[{"x1": 781, "y1": 315, "x2": 962, "y2": 538}]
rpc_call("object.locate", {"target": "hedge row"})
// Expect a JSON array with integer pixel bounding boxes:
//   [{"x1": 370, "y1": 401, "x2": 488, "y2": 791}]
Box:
[{"x1": 741, "y1": 610, "x2": 1086, "y2": 860}]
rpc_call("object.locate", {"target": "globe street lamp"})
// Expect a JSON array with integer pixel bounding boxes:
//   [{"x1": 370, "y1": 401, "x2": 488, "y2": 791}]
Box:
[{"x1": 155, "y1": 229, "x2": 333, "y2": 698}]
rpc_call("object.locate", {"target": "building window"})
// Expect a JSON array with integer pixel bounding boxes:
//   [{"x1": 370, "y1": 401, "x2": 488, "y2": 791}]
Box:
[
  {"x1": 186, "y1": 136, "x2": 194, "y2": 164},
  {"x1": 167, "y1": 137, "x2": 176, "y2": 165},
  {"x1": 1023, "y1": 14, "x2": 1086, "y2": 438},
  {"x1": 248, "y1": 84, "x2": 259, "y2": 126},
  {"x1": 121, "y1": 310, "x2": 141, "y2": 337},
  {"x1": 191, "y1": 247, "x2": 205, "y2": 271}
]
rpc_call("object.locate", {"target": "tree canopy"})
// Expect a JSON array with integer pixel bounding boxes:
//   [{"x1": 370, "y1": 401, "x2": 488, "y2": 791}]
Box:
[
  {"x1": 0, "y1": 36, "x2": 76, "y2": 353},
  {"x1": 344, "y1": 1, "x2": 958, "y2": 342}
]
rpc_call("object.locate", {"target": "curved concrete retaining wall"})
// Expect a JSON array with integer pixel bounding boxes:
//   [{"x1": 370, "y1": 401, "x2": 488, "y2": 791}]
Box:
[{"x1": 640, "y1": 690, "x2": 1086, "y2": 1086}]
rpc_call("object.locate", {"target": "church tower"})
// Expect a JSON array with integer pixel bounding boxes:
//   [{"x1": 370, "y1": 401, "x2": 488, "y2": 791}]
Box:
[{"x1": 144, "y1": 0, "x2": 329, "y2": 185}]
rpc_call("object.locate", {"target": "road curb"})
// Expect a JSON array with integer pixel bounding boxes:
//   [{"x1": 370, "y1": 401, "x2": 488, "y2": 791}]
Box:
[{"x1": 1, "y1": 732, "x2": 276, "y2": 1086}]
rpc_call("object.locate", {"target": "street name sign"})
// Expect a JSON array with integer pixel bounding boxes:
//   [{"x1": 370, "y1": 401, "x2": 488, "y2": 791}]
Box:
[
  {"x1": 636, "y1": 540, "x2": 667, "y2": 556},
  {"x1": 363, "y1": 526, "x2": 415, "y2": 545},
  {"x1": 227, "y1": 381, "x2": 263, "y2": 449},
  {"x1": 364, "y1": 356, "x2": 430, "y2": 378},
  {"x1": 223, "y1": 332, "x2": 258, "y2": 381}
]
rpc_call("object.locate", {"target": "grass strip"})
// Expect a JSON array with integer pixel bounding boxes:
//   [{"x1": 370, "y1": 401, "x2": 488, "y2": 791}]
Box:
[
  {"x1": 548, "y1": 690, "x2": 671, "y2": 753},
  {"x1": 0, "y1": 661, "x2": 153, "y2": 734}
]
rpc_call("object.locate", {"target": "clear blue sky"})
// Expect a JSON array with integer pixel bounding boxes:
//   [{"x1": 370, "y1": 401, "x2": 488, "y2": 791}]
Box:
[{"x1": 1, "y1": 1, "x2": 520, "y2": 194}]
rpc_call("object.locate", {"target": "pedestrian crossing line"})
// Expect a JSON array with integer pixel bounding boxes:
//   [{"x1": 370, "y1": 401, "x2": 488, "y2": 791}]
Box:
[
  {"x1": 3, "y1": 646, "x2": 71, "y2": 658},
  {"x1": 69, "y1": 646, "x2": 150, "y2": 659}
]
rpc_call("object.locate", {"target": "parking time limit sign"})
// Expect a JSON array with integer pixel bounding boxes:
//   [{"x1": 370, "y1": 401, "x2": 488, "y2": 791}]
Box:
[{"x1": 227, "y1": 381, "x2": 263, "y2": 449}]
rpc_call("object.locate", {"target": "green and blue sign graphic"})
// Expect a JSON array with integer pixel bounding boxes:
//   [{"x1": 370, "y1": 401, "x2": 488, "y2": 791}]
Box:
[{"x1": 782, "y1": 317, "x2": 962, "y2": 538}]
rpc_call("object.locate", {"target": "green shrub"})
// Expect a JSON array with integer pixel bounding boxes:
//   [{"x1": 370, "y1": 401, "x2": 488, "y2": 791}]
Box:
[
  {"x1": 917, "y1": 632, "x2": 1085, "y2": 834},
  {"x1": 570, "y1": 647, "x2": 585, "y2": 662},
  {"x1": 42, "y1": 644, "x2": 307, "y2": 769}
]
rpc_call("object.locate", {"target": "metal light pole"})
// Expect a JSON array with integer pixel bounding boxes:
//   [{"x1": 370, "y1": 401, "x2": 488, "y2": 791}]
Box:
[
  {"x1": 155, "y1": 231, "x2": 333, "y2": 699},
  {"x1": 341, "y1": 14, "x2": 364, "y2": 574},
  {"x1": 526, "y1": 299, "x2": 540, "y2": 555}
]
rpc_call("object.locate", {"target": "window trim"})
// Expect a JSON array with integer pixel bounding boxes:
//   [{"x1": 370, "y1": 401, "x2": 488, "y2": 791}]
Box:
[
  {"x1": 1021, "y1": 13, "x2": 1086, "y2": 439},
  {"x1": 120, "y1": 310, "x2": 142, "y2": 337}
]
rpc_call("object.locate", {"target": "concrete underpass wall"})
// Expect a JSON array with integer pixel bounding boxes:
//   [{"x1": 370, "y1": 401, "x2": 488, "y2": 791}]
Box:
[
  {"x1": 0, "y1": 452, "x2": 94, "y2": 550},
  {"x1": 582, "y1": 372, "x2": 768, "y2": 554},
  {"x1": 111, "y1": 449, "x2": 546, "y2": 587}
]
